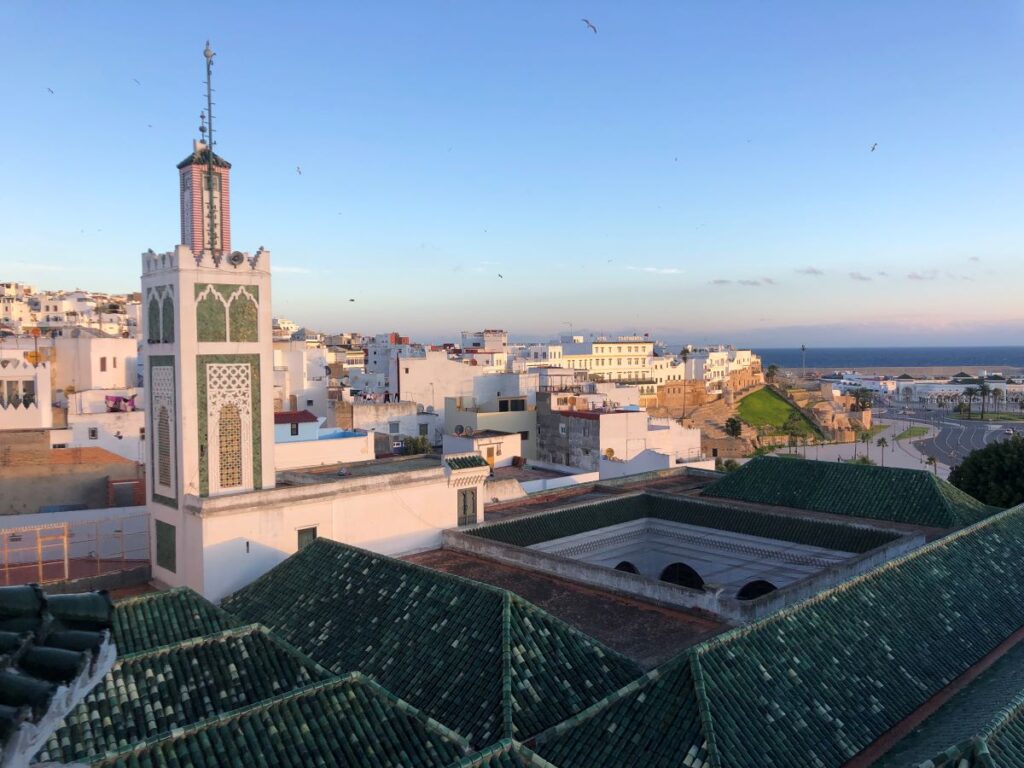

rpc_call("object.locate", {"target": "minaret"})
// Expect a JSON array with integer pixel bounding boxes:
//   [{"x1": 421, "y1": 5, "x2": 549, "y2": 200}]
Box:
[
  {"x1": 142, "y1": 42, "x2": 275, "y2": 591},
  {"x1": 177, "y1": 42, "x2": 231, "y2": 258}
]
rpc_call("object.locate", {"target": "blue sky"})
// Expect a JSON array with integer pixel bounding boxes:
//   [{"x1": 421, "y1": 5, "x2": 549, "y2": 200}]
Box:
[{"x1": 2, "y1": 2, "x2": 1023, "y2": 346}]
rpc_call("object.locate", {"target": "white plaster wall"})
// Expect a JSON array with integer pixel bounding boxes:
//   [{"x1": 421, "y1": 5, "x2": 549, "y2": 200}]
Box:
[
  {"x1": 599, "y1": 450, "x2": 671, "y2": 479},
  {"x1": 67, "y1": 410, "x2": 146, "y2": 462},
  {"x1": 55, "y1": 337, "x2": 137, "y2": 392},
  {"x1": 198, "y1": 477, "x2": 477, "y2": 601},
  {"x1": 274, "y1": 433, "x2": 374, "y2": 470},
  {"x1": 398, "y1": 351, "x2": 481, "y2": 417}
]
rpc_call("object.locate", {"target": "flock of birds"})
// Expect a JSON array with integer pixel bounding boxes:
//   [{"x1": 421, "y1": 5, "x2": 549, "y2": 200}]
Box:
[{"x1": 42, "y1": 19, "x2": 881, "y2": 286}]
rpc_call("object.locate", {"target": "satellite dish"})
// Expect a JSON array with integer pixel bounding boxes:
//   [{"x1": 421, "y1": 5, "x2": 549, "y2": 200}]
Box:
[
  {"x1": 464, "y1": 427, "x2": 475, "y2": 437},
  {"x1": 228, "y1": 251, "x2": 245, "y2": 267},
  {"x1": 454, "y1": 425, "x2": 464, "y2": 435}
]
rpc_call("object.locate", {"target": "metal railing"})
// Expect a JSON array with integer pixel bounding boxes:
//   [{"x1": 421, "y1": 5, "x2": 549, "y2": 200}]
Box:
[{"x1": 0, "y1": 512, "x2": 149, "y2": 586}]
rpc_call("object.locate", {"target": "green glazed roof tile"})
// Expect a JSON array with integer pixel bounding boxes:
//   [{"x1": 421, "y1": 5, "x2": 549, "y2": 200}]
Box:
[
  {"x1": 448, "y1": 455, "x2": 490, "y2": 470},
  {"x1": 469, "y1": 492, "x2": 898, "y2": 554},
  {"x1": 533, "y1": 502, "x2": 1024, "y2": 768},
  {"x1": 701, "y1": 455, "x2": 998, "y2": 528},
  {"x1": 37, "y1": 624, "x2": 330, "y2": 764},
  {"x1": 221, "y1": 538, "x2": 640, "y2": 746},
  {"x1": 448, "y1": 739, "x2": 562, "y2": 767},
  {"x1": 111, "y1": 587, "x2": 240, "y2": 655},
  {"x1": 88, "y1": 674, "x2": 471, "y2": 768}
]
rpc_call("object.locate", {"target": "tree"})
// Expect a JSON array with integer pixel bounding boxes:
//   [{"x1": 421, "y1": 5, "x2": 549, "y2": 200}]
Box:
[
  {"x1": 402, "y1": 436, "x2": 431, "y2": 455},
  {"x1": 962, "y1": 386, "x2": 978, "y2": 420},
  {"x1": 716, "y1": 458, "x2": 740, "y2": 472},
  {"x1": 876, "y1": 437, "x2": 888, "y2": 467},
  {"x1": 724, "y1": 417, "x2": 743, "y2": 438},
  {"x1": 978, "y1": 381, "x2": 992, "y2": 420},
  {"x1": 850, "y1": 456, "x2": 875, "y2": 466},
  {"x1": 948, "y1": 436, "x2": 1024, "y2": 508},
  {"x1": 765, "y1": 364, "x2": 780, "y2": 384},
  {"x1": 992, "y1": 388, "x2": 1004, "y2": 414},
  {"x1": 860, "y1": 431, "x2": 871, "y2": 461},
  {"x1": 925, "y1": 456, "x2": 938, "y2": 475},
  {"x1": 851, "y1": 388, "x2": 874, "y2": 411}
]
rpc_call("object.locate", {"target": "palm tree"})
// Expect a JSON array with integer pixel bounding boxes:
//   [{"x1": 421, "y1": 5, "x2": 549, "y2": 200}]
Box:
[
  {"x1": 860, "y1": 431, "x2": 871, "y2": 462},
  {"x1": 962, "y1": 386, "x2": 978, "y2": 420},
  {"x1": 978, "y1": 381, "x2": 992, "y2": 420},
  {"x1": 992, "y1": 387, "x2": 1004, "y2": 415},
  {"x1": 925, "y1": 455, "x2": 938, "y2": 475},
  {"x1": 876, "y1": 437, "x2": 888, "y2": 467}
]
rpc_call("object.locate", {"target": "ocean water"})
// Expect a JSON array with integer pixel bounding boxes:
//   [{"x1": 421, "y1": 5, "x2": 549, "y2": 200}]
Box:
[{"x1": 752, "y1": 347, "x2": 1024, "y2": 371}]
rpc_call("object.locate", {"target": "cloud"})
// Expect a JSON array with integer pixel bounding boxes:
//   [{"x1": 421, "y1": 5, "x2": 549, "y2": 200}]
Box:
[
  {"x1": 796, "y1": 267, "x2": 824, "y2": 276},
  {"x1": 710, "y1": 279, "x2": 732, "y2": 285},
  {"x1": 969, "y1": 256, "x2": 980, "y2": 262},
  {"x1": 761, "y1": 277, "x2": 778, "y2": 285},
  {"x1": 877, "y1": 271, "x2": 889, "y2": 277},
  {"x1": 907, "y1": 270, "x2": 939, "y2": 281},
  {"x1": 0, "y1": 261, "x2": 66, "y2": 272},
  {"x1": 738, "y1": 279, "x2": 762, "y2": 286},
  {"x1": 849, "y1": 272, "x2": 871, "y2": 281},
  {"x1": 627, "y1": 266, "x2": 683, "y2": 275},
  {"x1": 274, "y1": 266, "x2": 312, "y2": 274}
]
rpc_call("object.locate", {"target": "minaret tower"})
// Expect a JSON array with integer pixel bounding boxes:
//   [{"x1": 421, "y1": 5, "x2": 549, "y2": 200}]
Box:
[
  {"x1": 177, "y1": 42, "x2": 231, "y2": 258},
  {"x1": 142, "y1": 42, "x2": 275, "y2": 591}
]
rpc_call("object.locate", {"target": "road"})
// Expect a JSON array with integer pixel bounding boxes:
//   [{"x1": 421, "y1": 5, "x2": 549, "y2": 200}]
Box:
[{"x1": 876, "y1": 404, "x2": 1019, "y2": 470}]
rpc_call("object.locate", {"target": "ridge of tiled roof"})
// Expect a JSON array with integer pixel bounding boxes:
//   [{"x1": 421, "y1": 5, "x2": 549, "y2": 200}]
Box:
[
  {"x1": 449, "y1": 739, "x2": 562, "y2": 767},
  {"x1": 469, "y1": 492, "x2": 898, "y2": 554},
  {"x1": 0, "y1": 585, "x2": 115, "y2": 768},
  {"x1": 533, "y1": 502, "x2": 1024, "y2": 768},
  {"x1": 447, "y1": 454, "x2": 491, "y2": 470},
  {"x1": 221, "y1": 537, "x2": 641, "y2": 746},
  {"x1": 701, "y1": 455, "x2": 998, "y2": 528},
  {"x1": 88, "y1": 673, "x2": 472, "y2": 768},
  {"x1": 111, "y1": 586, "x2": 240, "y2": 655},
  {"x1": 36, "y1": 624, "x2": 330, "y2": 764},
  {"x1": 175, "y1": 147, "x2": 231, "y2": 169},
  {"x1": 915, "y1": 680, "x2": 1024, "y2": 767}
]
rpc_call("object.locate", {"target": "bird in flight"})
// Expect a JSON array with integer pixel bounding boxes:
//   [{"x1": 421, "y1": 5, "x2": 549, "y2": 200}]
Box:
[
  {"x1": 133, "y1": 78, "x2": 141, "y2": 85},
  {"x1": 498, "y1": 273, "x2": 504, "y2": 279},
  {"x1": 47, "y1": 87, "x2": 54, "y2": 94},
  {"x1": 870, "y1": 143, "x2": 878, "y2": 152},
  {"x1": 581, "y1": 18, "x2": 597, "y2": 34},
  {"x1": 296, "y1": 166, "x2": 302, "y2": 175},
  {"x1": 348, "y1": 298, "x2": 356, "y2": 302}
]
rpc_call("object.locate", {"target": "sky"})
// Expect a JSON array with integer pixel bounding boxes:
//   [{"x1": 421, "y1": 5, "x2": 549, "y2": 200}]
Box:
[{"x1": 2, "y1": 2, "x2": 1023, "y2": 347}]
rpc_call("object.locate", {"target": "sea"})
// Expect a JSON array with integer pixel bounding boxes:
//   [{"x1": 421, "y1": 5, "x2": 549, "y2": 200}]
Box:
[{"x1": 751, "y1": 346, "x2": 1024, "y2": 371}]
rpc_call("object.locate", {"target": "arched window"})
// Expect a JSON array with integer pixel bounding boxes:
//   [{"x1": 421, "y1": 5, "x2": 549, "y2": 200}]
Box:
[
  {"x1": 737, "y1": 580, "x2": 777, "y2": 601},
  {"x1": 157, "y1": 406, "x2": 171, "y2": 487},
  {"x1": 219, "y1": 404, "x2": 243, "y2": 488},
  {"x1": 228, "y1": 293, "x2": 258, "y2": 342},
  {"x1": 614, "y1": 561, "x2": 639, "y2": 574},
  {"x1": 161, "y1": 295, "x2": 175, "y2": 343},
  {"x1": 659, "y1": 562, "x2": 704, "y2": 590},
  {"x1": 147, "y1": 297, "x2": 161, "y2": 344}
]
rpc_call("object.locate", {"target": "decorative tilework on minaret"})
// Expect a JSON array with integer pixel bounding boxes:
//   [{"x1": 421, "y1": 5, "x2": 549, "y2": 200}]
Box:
[{"x1": 177, "y1": 144, "x2": 231, "y2": 256}]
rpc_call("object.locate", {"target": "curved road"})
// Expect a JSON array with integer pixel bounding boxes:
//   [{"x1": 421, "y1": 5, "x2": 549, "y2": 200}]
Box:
[{"x1": 877, "y1": 405, "x2": 1018, "y2": 469}]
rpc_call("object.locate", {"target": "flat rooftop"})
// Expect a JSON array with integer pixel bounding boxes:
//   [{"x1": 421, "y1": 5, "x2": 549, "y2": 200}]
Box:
[
  {"x1": 277, "y1": 454, "x2": 444, "y2": 485},
  {"x1": 404, "y1": 548, "x2": 726, "y2": 669}
]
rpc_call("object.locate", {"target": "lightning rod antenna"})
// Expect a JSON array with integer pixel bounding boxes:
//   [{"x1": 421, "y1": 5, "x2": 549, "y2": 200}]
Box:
[{"x1": 203, "y1": 41, "x2": 218, "y2": 256}]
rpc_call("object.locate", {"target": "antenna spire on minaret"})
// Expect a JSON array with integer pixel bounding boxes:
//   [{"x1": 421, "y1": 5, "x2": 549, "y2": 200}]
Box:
[{"x1": 203, "y1": 40, "x2": 218, "y2": 258}]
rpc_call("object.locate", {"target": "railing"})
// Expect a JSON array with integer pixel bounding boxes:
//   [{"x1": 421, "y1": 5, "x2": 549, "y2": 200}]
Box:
[{"x1": 0, "y1": 512, "x2": 149, "y2": 586}]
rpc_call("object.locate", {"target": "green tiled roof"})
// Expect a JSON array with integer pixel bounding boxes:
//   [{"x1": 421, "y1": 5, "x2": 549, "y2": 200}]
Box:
[
  {"x1": 701, "y1": 455, "x2": 998, "y2": 528},
  {"x1": 449, "y1": 739, "x2": 561, "y2": 767},
  {"x1": 448, "y1": 454, "x2": 490, "y2": 469},
  {"x1": 37, "y1": 624, "x2": 329, "y2": 764},
  {"x1": 89, "y1": 674, "x2": 471, "y2": 768},
  {"x1": 469, "y1": 493, "x2": 899, "y2": 554},
  {"x1": 533, "y1": 503, "x2": 1024, "y2": 768},
  {"x1": 221, "y1": 538, "x2": 641, "y2": 746},
  {"x1": 917, "y1": 689, "x2": 1024, "y2": 767},
  {"x1": 111, "y1": 587, "x2": 240, "y2": 655},
  {"x1": 0, "y1": 585, "x2": 115, "y2": 762},
  {"x1": 878, "y1": 639, "x2": 1024, "y2": 767}
]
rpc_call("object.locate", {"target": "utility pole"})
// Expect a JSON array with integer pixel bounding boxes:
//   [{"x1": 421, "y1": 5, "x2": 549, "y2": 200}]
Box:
[{"x1": 800, "y1": 344, "x2": 806, "y2": 381}]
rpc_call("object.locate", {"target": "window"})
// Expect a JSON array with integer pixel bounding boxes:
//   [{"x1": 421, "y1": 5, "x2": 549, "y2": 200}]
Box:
[
  {"x1": 519, "y1": 431, "x2": 530, "y2": 441},
  {"x1": 510, "y1": 398, "x2": 525, "y2": 412},
  {"x1": 297, "y1": 526, "x2": 318, "y2": 551},
  {"x1": 157, "y1": 407, "x2": 171, "y2": 486},
  {"x1": 99, "y1": 357, "x2": 107, "y2": 372},
  {"x1": 113, "y1": 357, "x2": 117, "y2": 368},
  {"x1": 306, "y1": 399, "x2": 314, "y2": 407},
  {"x1": 559, "y1": 423, "x2": 567, "y2": 436},
  {"x1": 139, "y1": 427, "x2": 146, "y2": 439},
  {"x1": 457, "y1": 488, "x2": 477, "y2": 526},
  {"x1": 88, "y1": 427, "x2": 98, "y2": 440},
  {"x1": 155, "y1": 520, "x2": 176, "y2": 573},
  {"x1": 219, "y1": 404, "x2": 243, "y2": 488},
  {"x1": 290, "y1": 422, "x2": 299, "y2": 436},
  {"x1": 389, "y1": 421, "x2": 400, "y2": 435},
  {"x1": 419, "y1": 423, "x2": 428, "y2": 437}
]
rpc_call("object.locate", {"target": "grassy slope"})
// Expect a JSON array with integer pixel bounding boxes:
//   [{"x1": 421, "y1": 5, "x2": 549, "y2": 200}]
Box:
[{"x1": 737, "y1": 388, "x2": 822, "y2": 437}]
